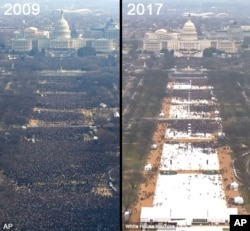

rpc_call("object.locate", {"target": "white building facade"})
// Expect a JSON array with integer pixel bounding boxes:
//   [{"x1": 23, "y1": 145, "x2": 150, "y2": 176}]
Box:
[
  {"x1": 143, "y1": 16, "x2": 239, "y2": 57},
  {"x1": 11, "y1": 11, "x2": 116, "y2": 55}
]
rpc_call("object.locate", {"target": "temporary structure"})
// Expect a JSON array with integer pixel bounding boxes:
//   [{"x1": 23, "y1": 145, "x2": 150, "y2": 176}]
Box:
[
  {"x1": 234, "y1": 196, "x2": 244, "y2": 205},
  {"x1": 124, "y1": 211, "x2": 130, "y2": 221},
  {"x1": 230, "y1": 181, "x2": 239, "y2": 191},
  {"x1": 150, "y1": 144, "x2": 158, "y2": 150},
  {"x1": 140, "y1": 207, "x2": 237, "y2": 225},
  {"x1": 144, "y1": 163, "x2": 152, "y2": 171},
  {"x1": 159, "y1": 112, "x2": 165, "y2": 117}
]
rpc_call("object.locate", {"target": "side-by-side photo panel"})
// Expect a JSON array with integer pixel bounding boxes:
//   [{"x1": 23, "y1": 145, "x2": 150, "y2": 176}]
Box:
[
  {"x1": 122, "y1": 0, "x2": 250, "y2": 230},
  {"x1": 0, "y1": 1, "x2": 120, "y2": 230}
]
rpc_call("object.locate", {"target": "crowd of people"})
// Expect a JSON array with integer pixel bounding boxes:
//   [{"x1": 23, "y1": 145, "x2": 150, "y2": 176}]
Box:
[
  {"x1": 167, "y1": 141, "x2": 222, "y2": 150},
  {"x1": 24, "y1": 127, "x2": 90, "y2": 141},
  {"x1": 36, "y1": 94, "x2": 100, "y2": 110},
  {"x1": 34, "y1": 111, "x2": 84, "y2": 123},
  {"x1": 4, "y1": 189, "x2": 119, "y2": 230},
  {"x1": 171, "y1": 89, "x2": 212, "y2": 100},
  {"x1": 172, "y1": 78, "x2": 209, "y2": 86},
  {"x1": 190, "y1": 104, "x2": 216, "y2": 113},
  {"x1": 1, "y1": 73, "x2": 120, "y2": 230},
  {"x1": 168, "y1": 119, "x2": 220, "y2": 134}
]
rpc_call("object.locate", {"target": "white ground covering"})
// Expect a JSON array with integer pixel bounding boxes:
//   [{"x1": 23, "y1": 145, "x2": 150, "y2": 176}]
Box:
[
  {"x1": 140, "y1": 73, "x2": 238, "y2": 227},
  {"x1": 169, "y1": 84, "x2": 213, "y2": 90},
  {"x1": 160, "y1": 143, "x2": 219, "y2": 171},
  {"x1": 165, "y1": 128, "x2": 213, "y2": 139},
  {"x1": 153, "y1": 174, "x2": 227, "y2": 209},
  {"x1": 169, "y1": 104, "x2": 211, "y2": 119},
  {"x1": 171, "y1": 99, "x2": 211, "y2": 105},
  {"x1": 140, "y1": 174, "x2": 237, "y2": 226}
]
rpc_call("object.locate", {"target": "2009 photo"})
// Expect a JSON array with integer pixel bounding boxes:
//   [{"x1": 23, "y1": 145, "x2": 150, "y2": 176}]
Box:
[
  {"x1": 122, "y1": 0, "x2": 250, "y2": 230},
  {"x1": 2, "y1": 0, "x2": 250, "y2": 230},
  {"x1": 0, "y1": 0, "x2": 120, "y2": 230}
]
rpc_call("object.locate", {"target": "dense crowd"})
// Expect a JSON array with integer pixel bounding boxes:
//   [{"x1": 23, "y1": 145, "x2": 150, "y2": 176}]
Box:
[
  {"x1": 169, "y1": 141, "x2": 222, "y2": 150},
  {"x1": 1, "y1": 73, "x2": 120, "y2": 230},
  {"x1": 36, "y1": 94, "x2": 100, "y2": 109},
  {"x1": 168, "y1": 119, "x2": 220, "y2": 134},
  {"x1": 24, "y1": 127, "x2": 90, "y2": 141},
  {"x1": 34, "y1": 111, "x2": 84, "y2": 123},
  {"x1": 189, "y1": 141, "x2": 222, "y2": 150},
  {"x1": 4, "y1": 189, "x2": 119, "y2": 230},
  {"x1": 190, "y1": 104, "x2": 216, "y2": 113},
  {"x1": 171, "y1": 90, "x2": 212, "y2": 100},
  {"x1": 173, "y1": 78, "x2": 209, "y2": 86},
  {"x1": 170, "y1": 73, "x2": 204, "y2": 79}
]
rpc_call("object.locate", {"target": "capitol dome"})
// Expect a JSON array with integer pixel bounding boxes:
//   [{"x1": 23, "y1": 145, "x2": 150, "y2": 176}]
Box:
[
  {"x1": 104, "y1": 18, "x2": 119, "y2": 30},
  {"x1": 24, "y1": 27, "x2": 38, "y2": 33},
  {"x1": 52, "y1": 11, "x2": 71, "y2": 39},
  {"x1": 155, "y1": 29, "x2": 168, "y2": 35},
  {"x1": 181, "y1": 16, "x2": 198, "y2": 41}
]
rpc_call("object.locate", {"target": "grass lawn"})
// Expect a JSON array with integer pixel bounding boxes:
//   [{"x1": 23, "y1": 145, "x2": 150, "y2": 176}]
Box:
[{"x1": 122, "y1": 70, "x2": 168, "y2": 211}]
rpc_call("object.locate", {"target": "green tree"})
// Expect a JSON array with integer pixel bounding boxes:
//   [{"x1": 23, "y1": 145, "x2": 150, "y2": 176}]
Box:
[
  {"x1": 29, "y1": 48, "x2": 39, "y2": 56},
  {"x1": 203, "y1": 47, "x2": 223, "y2": 57},
  {"x1": 242, "y1": 36, "x2": 250, "y2": 48},
  {"x1": 77, "y1": 46, "x2": 96, "y2": 57},
  {"x1": 161, "y1": 48, "x2": 175, "y2": 69},
  {"x1": 0, "y1": 32, "x2": 8, "y2": 49}
]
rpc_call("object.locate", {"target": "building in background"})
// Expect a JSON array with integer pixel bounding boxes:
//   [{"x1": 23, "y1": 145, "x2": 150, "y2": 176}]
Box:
[
  {"x1": 11, "y1": 11, "x2": 119, "y2": 56},
  {"x1": 143, "y1": 16, "x2": 239, "y2": 57}
]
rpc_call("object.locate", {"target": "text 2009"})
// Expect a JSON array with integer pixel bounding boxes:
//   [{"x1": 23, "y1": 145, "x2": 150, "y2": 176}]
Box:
[{"x1": 4, "y1": 3, "x2": 40, "y2": 16}]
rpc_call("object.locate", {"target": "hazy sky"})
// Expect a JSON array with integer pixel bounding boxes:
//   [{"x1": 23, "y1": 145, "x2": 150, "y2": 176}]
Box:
[{"x1": 1, "y1": 0, "x2": 119, "y2": 10}]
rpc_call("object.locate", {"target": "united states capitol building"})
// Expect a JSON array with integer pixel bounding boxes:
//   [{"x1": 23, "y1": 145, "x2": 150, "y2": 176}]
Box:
[
  {"x1": 11, "y1": 11, "x2": 119, "y2": 57},
  {"x1": 143, "y1": 16, "x2": 239, "y2": 57}
]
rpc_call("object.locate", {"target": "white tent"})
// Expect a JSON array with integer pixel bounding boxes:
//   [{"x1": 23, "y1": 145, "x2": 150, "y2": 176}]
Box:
[
  {"x1": 230, "y1": 181, "x2": 239, "y2": 191},
  {"x1": 124, "y1": 211, "x2": 130, "y2": 220},
  {"x1": 140, "y1": 207, "x2": 171, "y2": 223},
  {"x1": 234, "y1": 196, "x2": 244, "y2": 205},
  {"x1": 144, "y1": 163, "x2": 152, "y2": 171},
  {"x1": 159, "y1": 112, "x2": 165, "y2": 117},
  {"x1": 140, "y1": 207, "x2": 237, "y2": 224},
  {"x1": 207, "y1": 208, "x2": 237, "y2": 223},
  {"x1": 150, "y1": 144, "x2": 158, "y2": 150}
]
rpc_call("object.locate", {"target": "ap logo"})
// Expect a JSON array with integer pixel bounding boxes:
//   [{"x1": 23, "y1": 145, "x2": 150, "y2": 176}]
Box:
[
  {"x1": 230, "y1": 215, "x2": 250, "y2": 231},
  {"x1": 1, "y1": 223, "x2": 14, "y2": 230}
]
